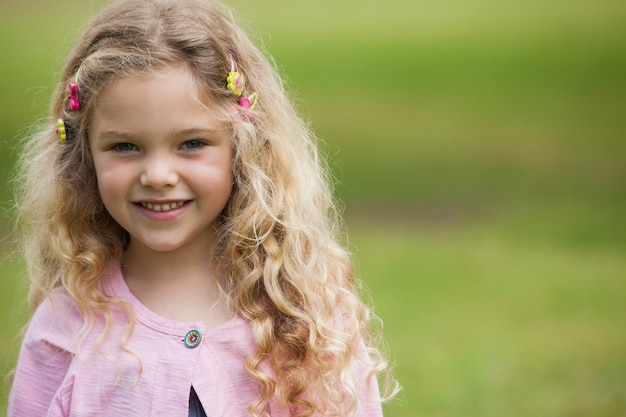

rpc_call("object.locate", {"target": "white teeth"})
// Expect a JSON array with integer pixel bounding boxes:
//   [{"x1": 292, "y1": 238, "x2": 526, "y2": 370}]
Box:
[{"x1": 141, "y1": 201, "x2": 185, "y2": 212}]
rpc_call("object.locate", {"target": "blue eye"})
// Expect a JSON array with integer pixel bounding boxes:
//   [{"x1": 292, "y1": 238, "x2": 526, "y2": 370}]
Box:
[
  {"x1": 182, "y1": 140, "x2": 205, "y2": 150},
  {"x1": 113, "y1": 143, "x2": 137, "y2": 152}
]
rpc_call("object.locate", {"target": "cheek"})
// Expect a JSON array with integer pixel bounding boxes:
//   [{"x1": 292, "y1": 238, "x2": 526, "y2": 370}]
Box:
[
  {"x1": 193, "y1": 152, "x2": 234, "y2": 189},
  {"x1": 195, "y1": 163, "x2": 234, "y2": 196},
  {"x1": 93, "y1": 159, "x2": 135, "y2": 206},
  {"x1": 97, "y1": 178, "x2": 126, "y2": 219}
]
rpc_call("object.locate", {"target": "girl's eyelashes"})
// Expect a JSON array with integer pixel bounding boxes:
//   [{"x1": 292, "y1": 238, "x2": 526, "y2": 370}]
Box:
[
  {"x1": 112, "y1": 142, "x2": 138, "y2": 152},
  {"x1": 180, "y1": 139, "x2": 207, "y2": 150}
]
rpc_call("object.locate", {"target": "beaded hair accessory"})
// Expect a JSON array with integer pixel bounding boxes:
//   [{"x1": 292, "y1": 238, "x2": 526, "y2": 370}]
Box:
[
  {"x1": 56, "y1": 68, "x2": 81, "y2": 143},
  {"x1": 227, "y1": 54, "x2": 258, "y2": 119}
]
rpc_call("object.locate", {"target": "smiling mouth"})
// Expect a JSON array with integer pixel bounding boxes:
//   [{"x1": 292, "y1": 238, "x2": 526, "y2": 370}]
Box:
[{"x1": 140, "y1": 201, "x2": 187, "y2": 212}]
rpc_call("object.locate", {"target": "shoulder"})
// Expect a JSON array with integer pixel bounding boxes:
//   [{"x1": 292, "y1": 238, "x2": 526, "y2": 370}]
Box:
[
  {"x1": 24, "y1": 287, "x2": 83, "y2": 354},
  {"x1": 9, "y1": 289, "x2": 81, "y2": 416}
]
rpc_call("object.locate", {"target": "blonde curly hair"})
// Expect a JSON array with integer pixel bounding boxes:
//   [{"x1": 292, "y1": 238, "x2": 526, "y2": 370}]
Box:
[{"x1": 15, "y1": 0, "x2": 397, "y2": 415}]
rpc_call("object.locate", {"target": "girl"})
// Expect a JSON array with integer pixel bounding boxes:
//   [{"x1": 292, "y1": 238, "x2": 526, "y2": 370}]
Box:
[{"x1": 9, "y1": 0, "x2": 397, "y2": 416}]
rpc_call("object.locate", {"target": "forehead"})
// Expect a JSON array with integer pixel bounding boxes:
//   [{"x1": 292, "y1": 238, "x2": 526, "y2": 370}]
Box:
[{"x1": 90, "y1": 66, "x2": 226, "y2": 139}]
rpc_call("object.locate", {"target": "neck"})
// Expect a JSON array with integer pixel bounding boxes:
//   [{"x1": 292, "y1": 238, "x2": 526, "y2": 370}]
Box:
[
  {"x1": 120, "y1": 239, "x2": 231, "y2": 327},
  {"x1": 123, "y1": 239, "x2": 216, "y2": 285}
]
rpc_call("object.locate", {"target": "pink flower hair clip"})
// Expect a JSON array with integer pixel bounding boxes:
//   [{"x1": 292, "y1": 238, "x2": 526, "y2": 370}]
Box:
[
  {"x1": 67, "y1": 82, "x2": 80, "y2": 111},
  {"x1": 238, "y1": 92, "x2": 258, "y2": 120},
  {"x1": 226, "y1": 53, "x2": 258, "y2": 120}
]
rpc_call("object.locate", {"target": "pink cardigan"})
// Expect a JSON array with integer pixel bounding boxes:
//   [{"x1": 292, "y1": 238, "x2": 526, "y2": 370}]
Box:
[{"x1": 8, "y1": 266, "x2": 382, "y2": 416}]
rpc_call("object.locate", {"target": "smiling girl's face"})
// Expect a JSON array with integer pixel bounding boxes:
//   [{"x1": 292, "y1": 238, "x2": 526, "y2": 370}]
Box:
[{"x1": 89, "y1": 65, "x2": 234, "y2": 256}]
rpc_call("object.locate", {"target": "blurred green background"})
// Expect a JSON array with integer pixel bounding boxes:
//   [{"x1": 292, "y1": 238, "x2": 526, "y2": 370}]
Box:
[{"x1": 1, "y1": 0, "x2": 625, "y2": 416}]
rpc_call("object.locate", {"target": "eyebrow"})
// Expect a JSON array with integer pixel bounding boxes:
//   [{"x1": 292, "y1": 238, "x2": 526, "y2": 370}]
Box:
[{"x1": 95, "y1": 127, "x2": 223, "y2": 141}]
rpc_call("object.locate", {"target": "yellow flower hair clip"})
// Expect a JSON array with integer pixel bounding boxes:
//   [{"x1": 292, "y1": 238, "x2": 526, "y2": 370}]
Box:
[
  {"x1": 226, "y1": 54, "x2": 244, "y2": 97},
  {"x1": 56, "y1": 118, "x2": 67, "y2": 143}
]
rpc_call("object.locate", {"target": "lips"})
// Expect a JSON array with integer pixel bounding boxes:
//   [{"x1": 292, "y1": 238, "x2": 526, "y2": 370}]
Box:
[
  {"x1": 134, "y1": 200, "x2": 190, "y2": 221},
  {"x1": 139, "y1": 201, "x2": 187, "y2": 212}
]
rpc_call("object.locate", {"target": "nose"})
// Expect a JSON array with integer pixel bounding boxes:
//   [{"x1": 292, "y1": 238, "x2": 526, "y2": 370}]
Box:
[{"x1": 139, "y1": 152, "x2": 179, "y2": 189}]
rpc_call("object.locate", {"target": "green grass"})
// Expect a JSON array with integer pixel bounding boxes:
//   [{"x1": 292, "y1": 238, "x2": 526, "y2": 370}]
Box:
[
  {"x1": 1, "y1": 0, "x2": 625, "y2": 415},
  {"x1": 352, "y1": 225, "x2": 626, "y2": 417}
]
